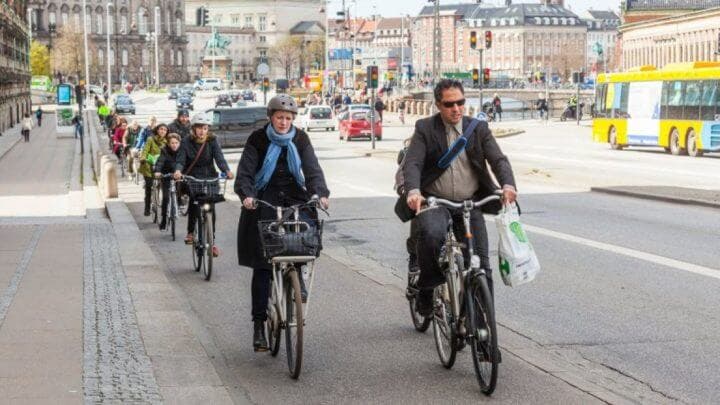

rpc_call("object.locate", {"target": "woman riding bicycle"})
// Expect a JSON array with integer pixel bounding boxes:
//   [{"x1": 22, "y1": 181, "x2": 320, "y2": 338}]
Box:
[
  {"x1": 234, "y1": 94, "x2": 330, "y2": 352},
  {"x1": 112, "y1": 118, "x2": 128, "y2": 158},
  {"x1": 173, "y1": 113, "x2": 234, "y2": 255},
  {"x1": 139, "y1": 123, "x2": 168, "y2": 217},
  {"x1": 154, "y1": 132, "x2": 181, "y2": 230}
]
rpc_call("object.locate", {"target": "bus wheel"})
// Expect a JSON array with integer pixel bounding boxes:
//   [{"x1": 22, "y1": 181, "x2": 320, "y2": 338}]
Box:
[
  {"x1": 669, "y1": 128, "x2": 686, "y2": 156},
  {"x1": 686, "y1": 130, "x2": 703, "y2": 157},
  {"x1": 609, "y1": 127, "x2": 623, "y2": 150}
]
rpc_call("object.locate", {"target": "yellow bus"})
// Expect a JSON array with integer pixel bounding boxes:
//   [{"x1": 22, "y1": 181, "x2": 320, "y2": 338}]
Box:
[{"x1": 592, "y1": 62, "x2": 720, "y2": 157}]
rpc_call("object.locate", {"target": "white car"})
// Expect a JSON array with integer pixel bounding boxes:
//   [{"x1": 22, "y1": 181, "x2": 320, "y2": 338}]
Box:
[
  {"x1": 299, "y1": 105, "x2": 335, "y2": 132},
  {"x1": 194, "y1": 78, "x2": 223, "y2": 91}
]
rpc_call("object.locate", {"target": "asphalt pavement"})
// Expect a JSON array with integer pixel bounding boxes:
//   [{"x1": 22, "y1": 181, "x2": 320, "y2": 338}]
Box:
[{"x1": 112, "y1": 91, "x2": 720, "y2": 403}]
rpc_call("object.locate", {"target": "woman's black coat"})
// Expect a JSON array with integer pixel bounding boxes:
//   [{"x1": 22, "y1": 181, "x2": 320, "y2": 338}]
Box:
[
  {"x1": 234, "y1": 125, "x2": 330, "y2": 270},
  {"x1": 154, "y1": 146, "x2": 179, "y2": 174},
  {"x1": 174, "y1": 134, "x2": 230, "y2": 178}
]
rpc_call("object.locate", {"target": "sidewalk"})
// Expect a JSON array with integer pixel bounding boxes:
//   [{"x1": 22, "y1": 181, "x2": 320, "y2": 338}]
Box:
[{"x1": 592, "y1": 185, "x2": 720, "y2": 208}]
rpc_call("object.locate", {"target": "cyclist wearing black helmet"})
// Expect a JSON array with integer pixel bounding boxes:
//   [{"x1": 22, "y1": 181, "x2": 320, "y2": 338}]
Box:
[
  {"x1": 168, "y1": 109, "x2": 192, "y2": 139},
  {"x1": 234, "y1": 94, "x2": 330, "y2": 352},
  {"x1": 174, "y1": 113, "x2": 234, "y2": 256}
]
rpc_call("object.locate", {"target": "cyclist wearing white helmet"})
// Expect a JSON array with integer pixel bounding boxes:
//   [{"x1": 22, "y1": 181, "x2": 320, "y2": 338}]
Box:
[
  {"x1": 234, "y1": 94, "x2": 330, "y2": 351},
  {"x1": 174, "y1": 113, "x2": 234, "y2": 255}
]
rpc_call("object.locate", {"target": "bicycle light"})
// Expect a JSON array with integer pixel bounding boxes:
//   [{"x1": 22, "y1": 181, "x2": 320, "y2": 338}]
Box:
[{"x1": 202, "y1": 203, "x2": 211, "y2": 211}]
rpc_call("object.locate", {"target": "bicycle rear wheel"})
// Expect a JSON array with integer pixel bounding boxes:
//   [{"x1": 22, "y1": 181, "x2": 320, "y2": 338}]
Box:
[
  {"x1": 151, "y1": 184, "x2": 159, "y2": 224},
  {"x1": 407, "y1": 270, "x2": 431, "y2": 332},
  {"x1": 432, "y1": 283, "x2": 457, "y2": 369},
  {"x1": 202, "y1": 212, "x2": 213, "y2": 281},
  {"x1": 284, "y1": 269, "x2": 304, "y2": 379},
  {"x1": 466, "y1": 273, "x2": 499, "y2": 395},
  {"x1": 192, "y1": 225, "x2": 201, "y2": 272}
]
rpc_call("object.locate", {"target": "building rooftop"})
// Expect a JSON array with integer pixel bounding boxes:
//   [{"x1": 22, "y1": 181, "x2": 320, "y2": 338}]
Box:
[
  {"x1": 376, "y1": 17, "x2": 411, "y2": 31},
  {"x1": 465, "y1": 3, "x2": 582, "y2": 27},
  {"x1": 289, "y1": 21, "x2": 324, "y2": 35},
  {"x1": 418, "y1": 3, "x2": 478, "y2": 19},
  {"x1": 624, "y1": 0, "x2": 720, "y2": 10},
  {"x1": 586, "y1": 9, "x2": 620, "y2": 20}
]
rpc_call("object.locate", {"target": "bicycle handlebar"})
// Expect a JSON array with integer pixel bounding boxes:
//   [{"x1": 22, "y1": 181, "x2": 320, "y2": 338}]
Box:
[
  {"x1": 253, "y1": 195, "x2": 321, "y2": 211},
  {"x1": 426, "y1": 193, "x2": 502, "y2": 211},
  {"x1": 181, "y1": 175, "x2": 224, "y2": 183}
]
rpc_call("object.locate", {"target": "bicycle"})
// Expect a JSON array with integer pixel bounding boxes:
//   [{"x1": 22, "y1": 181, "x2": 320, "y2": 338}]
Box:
[
  {"x1": 418, "y1": 193, "x2": 502, "y2": 395},
  {"x1": 254, "y1": 196, "x2": 326, "y2": 379},
  {"x1": 131, "y1": 148, "x2": 141, "y2": 185},
  {"x1": 153, "y1": 173, "x2": 180, "y2": 241},
  {"x1": 150, "y1": 176, "x2": 161, "y2": 224},
  {"x1": 182, "y1": 175, "x2": 227, "y2": 281},
  {"x1": 114, "y1": 142, "x2": 127, "y2": 178}
]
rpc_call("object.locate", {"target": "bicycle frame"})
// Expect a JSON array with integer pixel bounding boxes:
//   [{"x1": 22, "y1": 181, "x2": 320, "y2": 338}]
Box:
[{"x1": 270, "y1": 256, "x2": 317, "y2": 324}]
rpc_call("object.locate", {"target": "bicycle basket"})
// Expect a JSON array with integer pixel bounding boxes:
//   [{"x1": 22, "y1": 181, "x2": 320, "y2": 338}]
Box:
[
  {"x1": 185, "y1": 179, "x2": 226, "y2": 203},
  {"x1": 258, "y1": 219, "x2": 324, "y2": 259}
]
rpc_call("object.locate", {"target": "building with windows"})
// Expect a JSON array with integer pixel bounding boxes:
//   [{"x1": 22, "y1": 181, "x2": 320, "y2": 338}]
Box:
[
  {"x1": 1, "y1": 0, "x2": 31, "y2": 134},
  {"x1": 184, "y1": 0, "x2": 324, "y2": 79},
  {"x1": 620, "y1": 7, "x2": 720, "y2": 70},
  {"x1": 29, "y1": 0, "x2": 188, "y2": 85},
  {"x1": 582, "y1": 10, "x2": 620, "y2": 75},
  {"x1": 619, "y1": 0, "x2": 720, "y2": 70}
]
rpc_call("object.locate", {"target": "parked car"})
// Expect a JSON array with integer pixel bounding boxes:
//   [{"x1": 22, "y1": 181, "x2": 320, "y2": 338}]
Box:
[
  {"x1": 338, "y1": 109, "x2": 382, "y2": 141},
  {"x1": 114, "y1": 96, "x2": 136, "y2": 115},
  {"x1": 228, "y1": 90, "x2": 241, "y2": 102},
  {"x1": 194, "y1": 78, "x2": 223, "y2": 91},
  {"x1": 241, "y1": 89, "x2": 256, "y2": 101},
  {"x1": 207, "y1": 106, "x2": 268, "y2": 148},
  {"x1": 176, "y1": 94, "x2": 194, "y2": 110},
  {"x1": 215, "y1": 93, "x2": 233, "y2": 107},
  {"x1": 298, "y1": 105, "x2": 334, "y2": 132},
  {"x1": 168, "y1": 88, "x2": 180, "y2": 99}
]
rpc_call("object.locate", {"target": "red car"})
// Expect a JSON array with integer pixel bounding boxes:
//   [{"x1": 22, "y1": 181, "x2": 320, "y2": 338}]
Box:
[{"x1": 338, "y1": 110, "x2": 382, "y2": 141}]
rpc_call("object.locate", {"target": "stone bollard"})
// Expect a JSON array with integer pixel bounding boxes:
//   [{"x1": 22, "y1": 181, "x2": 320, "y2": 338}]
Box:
[
  {"x1": 424, "y1": 102, "x2": 431, "y2": 116},
  {"x1": 100, "y1": 154, "x2": 118, "y2": 199}
]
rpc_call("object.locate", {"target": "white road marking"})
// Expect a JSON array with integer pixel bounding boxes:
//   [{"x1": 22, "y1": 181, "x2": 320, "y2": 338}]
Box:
[{"x1": 524, "y1": 223, "x2": 720, "y2": 280}]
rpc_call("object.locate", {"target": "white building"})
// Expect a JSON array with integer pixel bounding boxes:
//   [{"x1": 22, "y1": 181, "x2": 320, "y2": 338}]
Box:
[
  {"x1": 185, "y1": 26, "x2": 257, "y2": 82},
  {"x1": 184, "y1": 0, "x2": 325, "y2": 79}
]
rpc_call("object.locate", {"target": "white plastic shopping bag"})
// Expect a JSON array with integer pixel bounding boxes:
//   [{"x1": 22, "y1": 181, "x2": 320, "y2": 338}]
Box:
[{"x1": 494, "y1": 204, "x2": 540, "y2": 287}]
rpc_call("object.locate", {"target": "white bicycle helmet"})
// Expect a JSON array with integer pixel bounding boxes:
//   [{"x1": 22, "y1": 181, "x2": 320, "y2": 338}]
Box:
[{"x1": 190, "y1": 112, "x2": 212, "y2": 126}]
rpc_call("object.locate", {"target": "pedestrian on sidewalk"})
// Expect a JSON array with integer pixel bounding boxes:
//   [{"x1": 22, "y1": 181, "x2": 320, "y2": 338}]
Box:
[
  {"x1": 234, "y1": 94, "x2": 330, "y2": 352},
  {"x1": 71, "y1": 114, "x2": 83, "y2": 139},
  {"x1": 139, "y1": 123, "x2": 168, "y2": 217},
  {"x1": 153, "y1": 133, "x2": 181, "y2": 230},
  {"x1": 21, "y1": 113, "x2": 33, "y2": 142},
  {"x1": 493, "y1": 93, "x2": 503, "y2": 122},
  {"x1": 35, "y1": 106, "x2": 43, "y2": 127},
  {"x1": 374, "y1": 97, "x2": 385, "y2": 123}
]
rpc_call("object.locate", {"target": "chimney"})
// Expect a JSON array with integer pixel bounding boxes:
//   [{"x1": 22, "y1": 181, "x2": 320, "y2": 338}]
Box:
[{"x1": 505, "y1": 0, "x2": 512, "y2": 6}]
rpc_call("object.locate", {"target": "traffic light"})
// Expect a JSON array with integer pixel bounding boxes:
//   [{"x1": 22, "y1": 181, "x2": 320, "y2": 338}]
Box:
[
  {"x1": 470, "y1": 31, "x2": 477, "y2": 50},
  {"x1": 472, "y1": 69, "x2": 479, "y2": 87},
  {"x1": 262, "y1": 77, "x2": 270, "y2": 90},
  {"x1": 198, "y1": 7, "x2": 209, "y2": 27},
  {"x1": 483, "y1": 68, "x2": 490, "y2": 85},
  {"x1": 367, "y1": 65, "x2": 379, "y2": 89},
  {"x1": 485, "y1": 31, "x2": 492, "y2": 49}
]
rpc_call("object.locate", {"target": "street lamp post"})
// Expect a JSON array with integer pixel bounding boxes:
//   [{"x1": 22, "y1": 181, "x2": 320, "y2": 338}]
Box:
[
  {"x1": 82, "y1": 0, "x2": 90, "y2": 87},
  {"x1": 323, "y1": 0, "x2": 329, "y2": 98},
  {"x1": 154, "y1": 6, "x2": 160, "y2": 87},
  {"x1": 106, "y1": 3, "x2": 112, "y2": 94}
]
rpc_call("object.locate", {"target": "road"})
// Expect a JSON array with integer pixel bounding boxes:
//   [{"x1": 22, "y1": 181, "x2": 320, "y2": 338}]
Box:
[{"x1": 119, "y1": 91, "x2": 720, "y2": 403}]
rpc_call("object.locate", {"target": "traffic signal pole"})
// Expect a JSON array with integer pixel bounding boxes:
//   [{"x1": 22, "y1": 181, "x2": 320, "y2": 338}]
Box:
[
  {"x1": 370, "y1": 87, "x2": 376, "y2": 150},
  {"x1": 479, "y1": 49, "x2": 484, "y2": 115}
]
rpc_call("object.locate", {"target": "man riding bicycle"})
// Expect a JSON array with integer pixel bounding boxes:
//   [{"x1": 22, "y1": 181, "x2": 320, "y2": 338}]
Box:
[{"x1": 402, "y1": 79, "x2": 517, "y2": 317}]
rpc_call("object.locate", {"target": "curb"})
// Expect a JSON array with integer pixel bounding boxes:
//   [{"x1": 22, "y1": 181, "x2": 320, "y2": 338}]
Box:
[
  {"x1": 0, "y1": 132, "x2": 22, "y2": 161},
  {"x1": 591, "y1": 187, "x2": 720, "y2": 209},
  {"x1": 494, "y1": 129, "x2": 525, "y2": 138}
]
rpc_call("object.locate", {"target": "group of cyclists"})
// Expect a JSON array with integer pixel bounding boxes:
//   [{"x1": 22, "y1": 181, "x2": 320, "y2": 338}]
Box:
[{"x1": 102, "y1": 81, "x2": 517, "y2": 392}]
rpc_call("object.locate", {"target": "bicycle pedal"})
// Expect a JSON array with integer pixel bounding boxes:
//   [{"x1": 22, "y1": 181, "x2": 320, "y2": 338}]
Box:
[{"x1": 254, "y1": 346, "x2": 269, "y2": 353}]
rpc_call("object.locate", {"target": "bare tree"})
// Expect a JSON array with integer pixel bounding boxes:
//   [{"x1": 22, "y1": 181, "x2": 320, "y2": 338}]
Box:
[
  {"x1": 52, "y1": 25, "x2": 99, "y2": 82},
  {"x1": 269, "y1": 36, "x2": 303, "y2": 80}
]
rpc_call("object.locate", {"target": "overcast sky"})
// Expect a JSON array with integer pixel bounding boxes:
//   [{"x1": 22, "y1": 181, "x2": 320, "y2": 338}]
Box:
[{"x1": 327, "y1": 0, "x2": 621, "y2": 18}]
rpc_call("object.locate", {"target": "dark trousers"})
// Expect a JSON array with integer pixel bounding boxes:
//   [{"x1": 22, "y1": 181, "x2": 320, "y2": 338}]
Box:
[
  {"x1": 187, "y1": 199, "x2": 216, "y2": 237},
  {"x1": 37, "y1": 117, "x2": 42, "y2": 127},
  {"x1": 143, "y1": 176, "x2": 153, "y2": 212},
  {"x1": 160, "y1": 179, "x2": 170, "y2": 218},
  {"x1": 21, "y1": 129, "x2": 29, "y2": 142},
  {"x1": 252, "y1": 268, "x2": 272, "y2": 322},
  {"x1": 414, "y1": 206, "x2": 492, "y2": 293}
]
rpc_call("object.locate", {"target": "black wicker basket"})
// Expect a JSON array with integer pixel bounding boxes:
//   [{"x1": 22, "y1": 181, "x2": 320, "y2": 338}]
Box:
[
  {"x1": 258, "y1": 219, "x2": 323, "y2": 259},
  {"x1": 185, "y1": 179, "x2": 226, "y2": 203}
]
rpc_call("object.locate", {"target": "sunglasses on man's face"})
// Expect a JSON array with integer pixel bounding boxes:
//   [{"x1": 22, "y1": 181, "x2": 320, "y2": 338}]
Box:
[{"x1": 440, "y1": 99, "x2": 466, "y2": 108}]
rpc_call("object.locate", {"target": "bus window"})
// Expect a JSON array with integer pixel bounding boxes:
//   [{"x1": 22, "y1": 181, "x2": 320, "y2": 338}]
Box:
[
  {"x1": 666, "y1": 81, "x2": 684, "y2": 120},
  {"x1": 683, "y1": 81, "x2": 701, "y2": 120},
  {"x1": 594, "y1": 84, "x2": 607, "y2": 118},
  {"x1": 661, "y1": 81, "x2": 670, "y2": 119},
  {"x1": 700, "y1": 81, "x2": 717, "y2": 121},
  {"x1": 617, "y1": 83, "x2": 629, "y2": 118}
]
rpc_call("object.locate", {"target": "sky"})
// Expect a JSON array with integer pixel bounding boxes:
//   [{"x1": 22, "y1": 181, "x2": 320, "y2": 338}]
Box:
[{"x1": 327, "y1": 0, "x2": 622, "y2": 18}]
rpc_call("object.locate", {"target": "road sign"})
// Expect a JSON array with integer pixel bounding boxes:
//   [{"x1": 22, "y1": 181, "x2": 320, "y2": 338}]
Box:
[{"x1": 257, "y1": 63, "x2": 270, "y2": 76}]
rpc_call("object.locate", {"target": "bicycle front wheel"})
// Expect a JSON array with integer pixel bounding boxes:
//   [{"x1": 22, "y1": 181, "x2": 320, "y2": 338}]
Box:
[
  {"x1": 432, "y1": 283, "x2": 457, "y2": 369},
  {"x1": 192, "y1": 226, "x2": 201, "y2": 272},
  {"x1": 202, "y1": 212, "x2": 213, "y2": 281},
  {"x1": 151, "y1": 185, "x2": 159, "y2": 224},
  {"x1": 284, "y1": 270, "x2": 304, "y2": 379},
  {"x1": 466, "y1": 273, "x2": 499, "y2": 395}
]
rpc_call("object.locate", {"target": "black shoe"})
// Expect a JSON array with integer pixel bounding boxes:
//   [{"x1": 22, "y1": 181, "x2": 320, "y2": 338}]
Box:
[
  {"x1": 144, "y1": 207, "x2": 151, "y2": 216},
  {"x1": 159, "y1": 217, "x2": 167, "y2": 230},
  {"x1": 415, "y1": 289, "x2": 433, "y2": 317},
  {"x1": 253, "y1": 321, "x2": 268, "y2": 352}
]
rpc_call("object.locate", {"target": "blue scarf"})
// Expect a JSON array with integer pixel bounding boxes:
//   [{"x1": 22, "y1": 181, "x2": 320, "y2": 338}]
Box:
[{"x1": 254, "y1": 125, "x2": 305, "y2": 191}]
